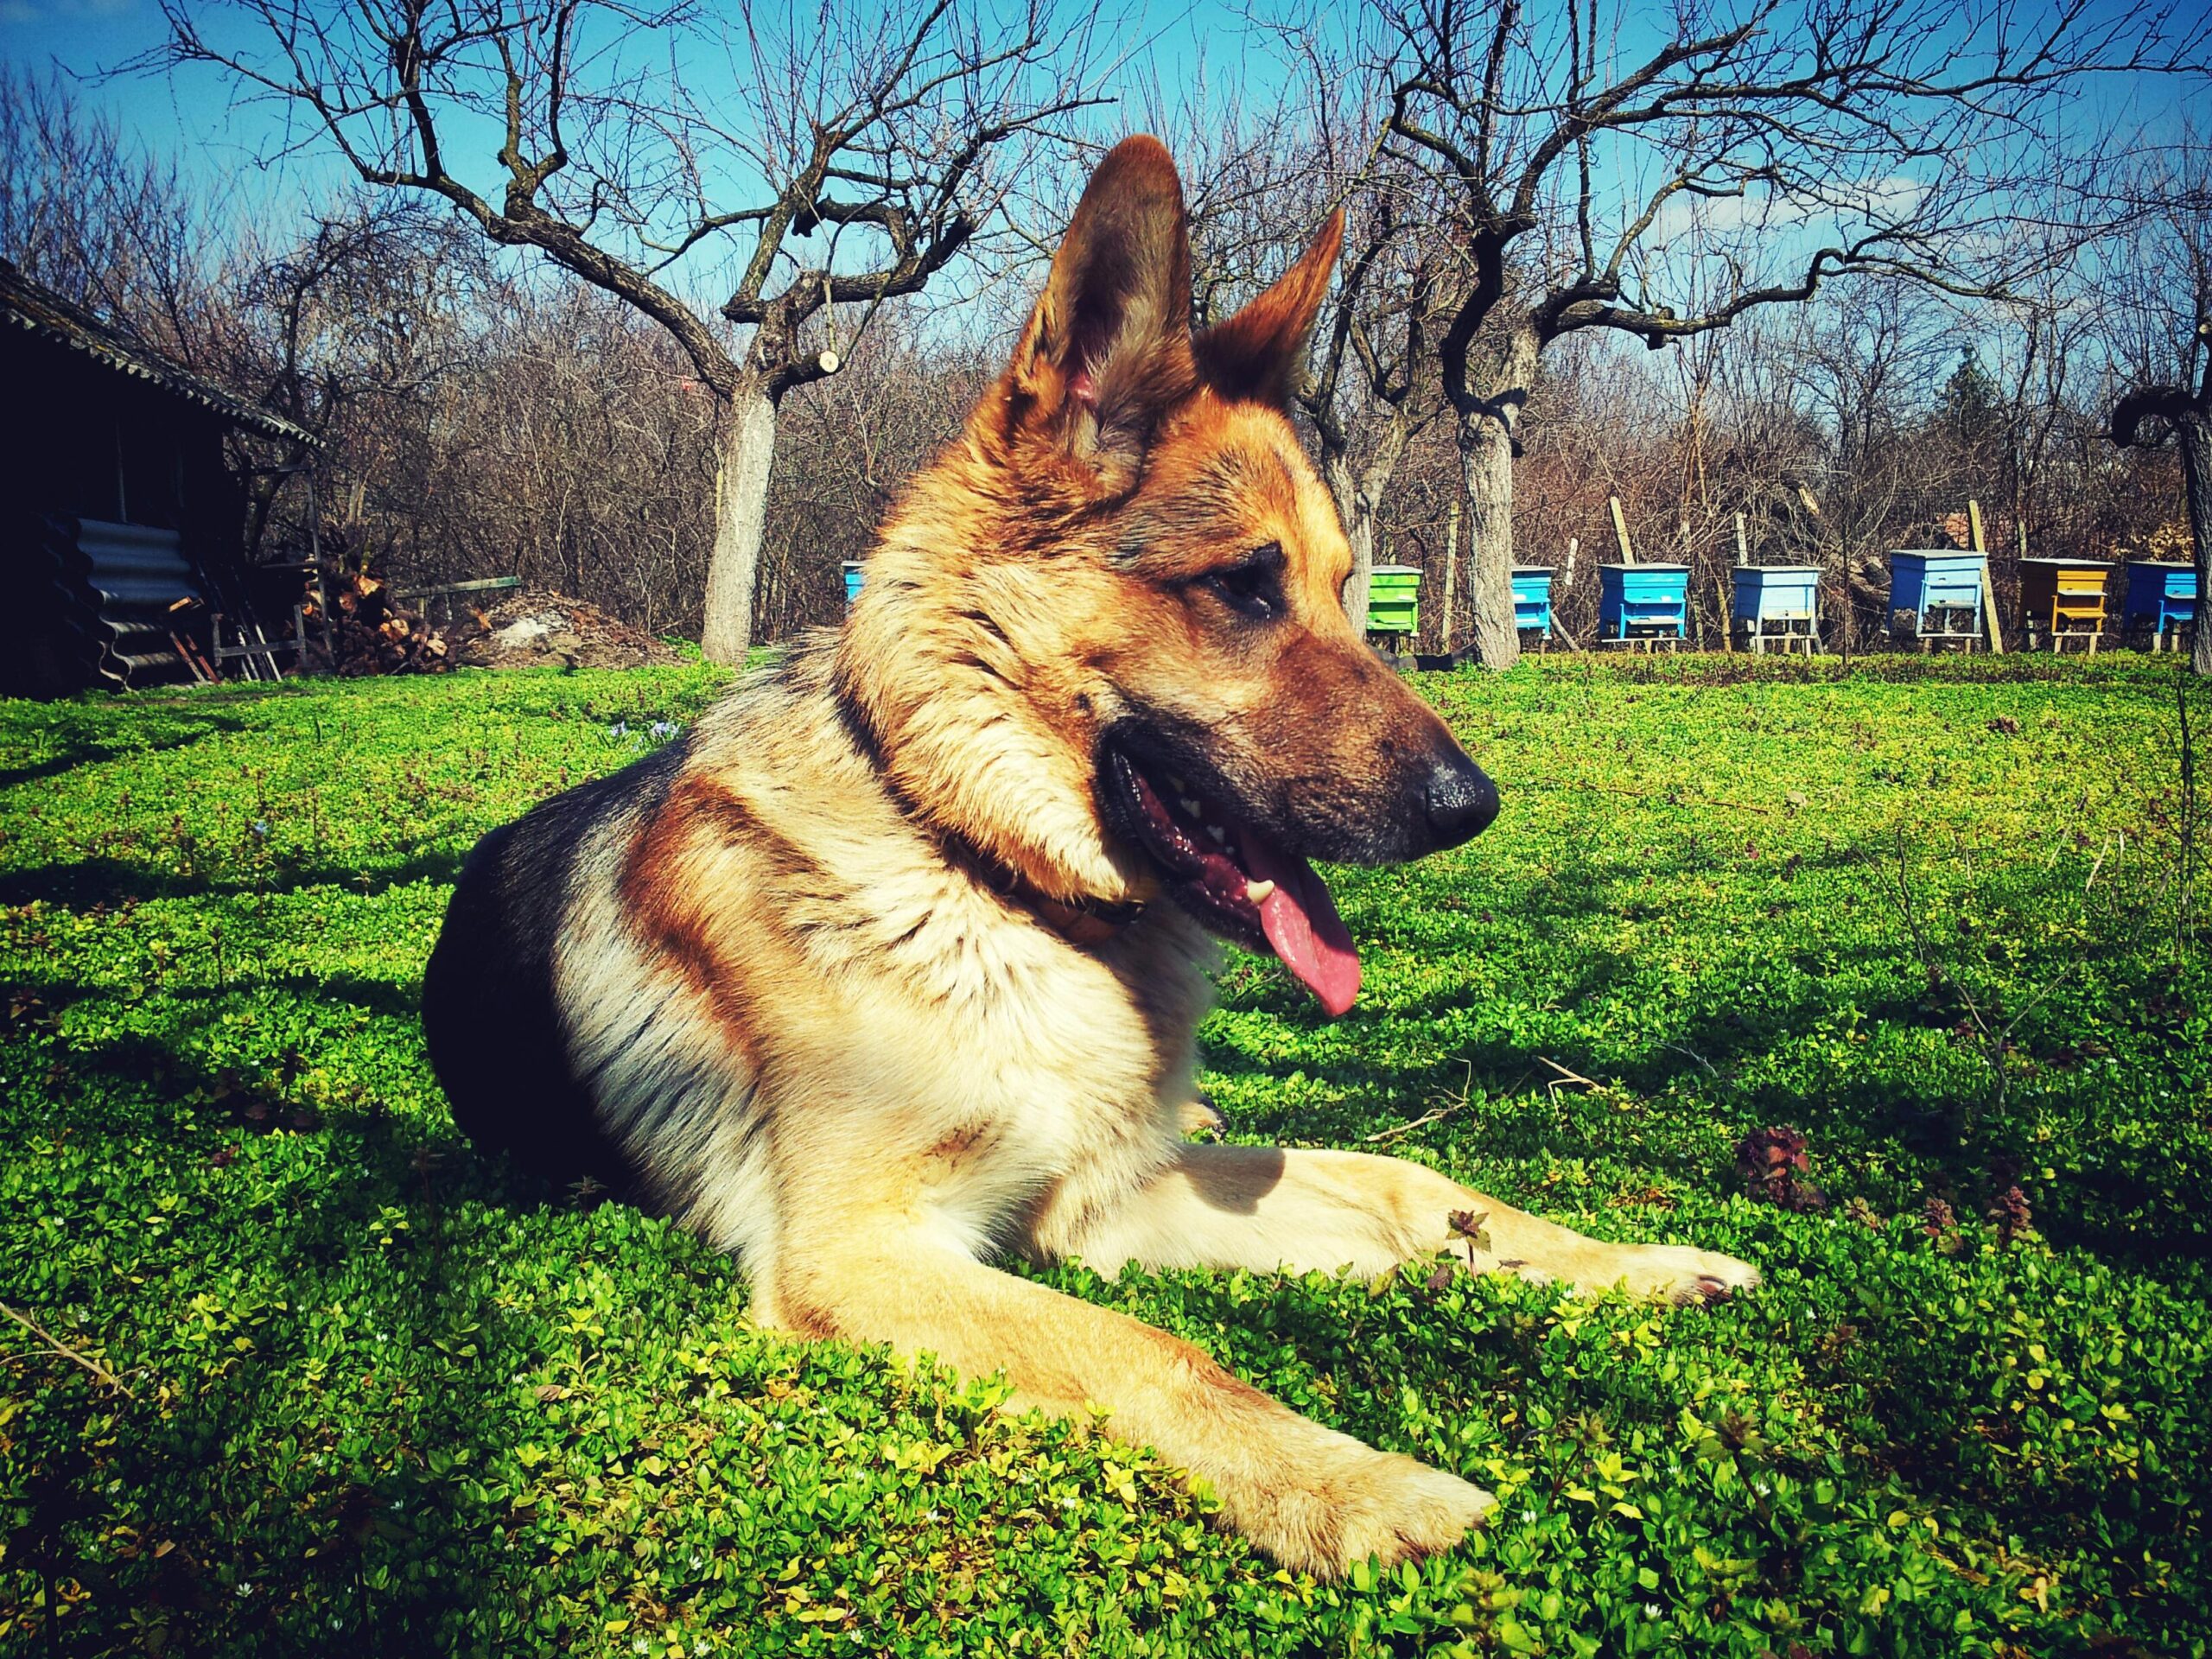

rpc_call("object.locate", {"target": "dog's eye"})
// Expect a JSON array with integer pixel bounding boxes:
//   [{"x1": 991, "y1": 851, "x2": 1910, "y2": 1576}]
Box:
[{"x1": 1200, "y1": 544, "x2": 1285, "y2": 621}]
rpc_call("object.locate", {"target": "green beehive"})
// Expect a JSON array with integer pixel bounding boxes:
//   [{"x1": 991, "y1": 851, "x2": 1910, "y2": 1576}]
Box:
[{"x1": 1366, "y1": 564, "x2": 1421, "y2": 636}]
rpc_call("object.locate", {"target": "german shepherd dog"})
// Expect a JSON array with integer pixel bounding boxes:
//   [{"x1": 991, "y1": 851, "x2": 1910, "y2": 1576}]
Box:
[{"x1": 423, "y1": 137, "x2": 1758, "y2": 1577}]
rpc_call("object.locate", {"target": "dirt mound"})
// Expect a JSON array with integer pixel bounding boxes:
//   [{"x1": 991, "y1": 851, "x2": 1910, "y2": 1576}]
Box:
[{"x1": 454, "y1": 591, "x2": 686, "y2": 671}]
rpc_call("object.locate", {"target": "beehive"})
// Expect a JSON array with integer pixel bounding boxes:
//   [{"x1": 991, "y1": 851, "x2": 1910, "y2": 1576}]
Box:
[
  {"x1": 1888, "y1": 551, "x2": 1986, "y2": 647},
  {"x1": 1730, "y1": 565, "x2": 1821, "y2": 653},
  {"x1": 2120, "y1": 561, "x2": 2196, "y2": 648},
  {"x1": 1365, "y1": 564, "x2": 1421, "y2": 639},
  {"x1": 1511, "y1": 566, "x2": 1554, "y2": 638},
  {"x1": 1598, "y1": 563, "x2": 1688, "y2": 645},
  {"x1": 2018, "y1": 556, "x2": 2112, "y2": 650}
]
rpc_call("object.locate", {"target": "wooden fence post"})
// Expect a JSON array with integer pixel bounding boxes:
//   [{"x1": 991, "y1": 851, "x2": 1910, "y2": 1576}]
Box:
[
  {"x1": 1968, "y1": 498, "x2": 2005, "y2": 654},
  {"x1": 1609, "y1": 497, "x2": 1635, "y2": 563},
  {"x1": 1441, "y1": 497, "x2": 1460, "y2": 655}
]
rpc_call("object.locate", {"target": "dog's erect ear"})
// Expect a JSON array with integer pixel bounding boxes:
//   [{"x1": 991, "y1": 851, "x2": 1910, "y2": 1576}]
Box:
[
  {"x1": 1194, "y1": 209, "x2": 1343, "y2": 409},
  {"x1": 1010, "y1": 135, "x2": 1197, "y2": 474}
]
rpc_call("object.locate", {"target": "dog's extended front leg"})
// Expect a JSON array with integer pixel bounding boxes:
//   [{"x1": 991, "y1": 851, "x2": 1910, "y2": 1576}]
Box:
[
  {"x1": 751, "y1": 1225, "x2": 1493, "y2": 1577},
  {"x1": 1039, "y1": 1144, "x2": 1758, "y2": 1303}
]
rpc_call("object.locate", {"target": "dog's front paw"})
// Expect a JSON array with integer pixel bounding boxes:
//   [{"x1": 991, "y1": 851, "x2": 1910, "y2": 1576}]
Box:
[
  {"x1": 1611, "y1": 1243, "x2": 1761, "y2": 1306},
  {"x1": 1331, "y1": 1449, "x2": 1497, "y2": 1573},
  {"x1": 1176, "y1": 1094, "x2": 1224, "y2": 1138},
  {"x1": 1240, "y1": 1439, "x2": 1495, "y2": 1578}
]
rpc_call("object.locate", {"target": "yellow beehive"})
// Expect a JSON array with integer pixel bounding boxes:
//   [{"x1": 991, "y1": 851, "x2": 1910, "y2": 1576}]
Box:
[{"x1": 2018, "y1": 557, "x2": 2111, "y2": 650}]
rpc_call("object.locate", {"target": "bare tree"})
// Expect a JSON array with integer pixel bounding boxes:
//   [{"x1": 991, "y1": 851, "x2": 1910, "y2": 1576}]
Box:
[
  {"x1": 754, "y1": 301, "x2": 992, "y2": 637},
  {"x1": 1798, "y1": 275, "x2": 1964, "y2": 643},
  {"x1": 1365, "y1": 0, "x2": 2209, "y2": 668},
  {"x1": 0, "y1": 66, "x2": 219, "y2": 367},
  {"x1": 1302, "y1": 184, "x2": 1444, "y2": 632},
  {"x1": 143, "y1": 0, "x2": 1104, "y2": 661},
  {"x1": 2107, "y1": 142, "x2": 2212, "y2": 674},
  {"x1": 1157, "y1": 51, "x2": 1450, "y2": 633}
]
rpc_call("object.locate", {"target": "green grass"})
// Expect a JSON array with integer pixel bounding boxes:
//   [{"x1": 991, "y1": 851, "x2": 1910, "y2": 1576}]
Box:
[{"x1": 2, "y1": 655, "x2": 2207, "y2": 1657}]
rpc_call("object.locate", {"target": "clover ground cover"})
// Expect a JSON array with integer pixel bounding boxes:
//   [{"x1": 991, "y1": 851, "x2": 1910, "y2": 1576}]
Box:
[{"x1": 1, "y1": 657, "x2": 2206, "y2": 1656}]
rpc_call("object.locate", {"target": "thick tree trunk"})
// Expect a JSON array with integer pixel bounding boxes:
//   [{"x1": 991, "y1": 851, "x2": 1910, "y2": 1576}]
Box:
[
  {"x1": 1322, "y1": 448, "x2": 1376, "y2": 632},
  {"x1": 1459, "y1": 407, "x2": 1519, "y2": 671},
  {"x1": 1451, "y1": 326, "x2": 1537, "y2": 672},
  {"x1": 701, "y1": 379, "x2": 780, "y2": 665},
  {"x1": 1320, "y1": 420, "x2": 1412, "y2": 637},
  {"x1": 2181, "y1": 412, "x2": 2212, "y2": 677}
]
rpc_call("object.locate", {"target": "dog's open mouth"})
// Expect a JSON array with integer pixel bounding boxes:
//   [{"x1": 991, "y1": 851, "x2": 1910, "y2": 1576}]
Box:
[{"x1": 1104, "y1": 746, "x2": 1361, "y2": 1017}]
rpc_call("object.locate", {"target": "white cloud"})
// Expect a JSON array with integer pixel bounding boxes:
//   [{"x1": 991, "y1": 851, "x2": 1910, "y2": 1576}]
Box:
[{"x1": 1651, "y1": 173, "x2": 1929, "y2": 249}]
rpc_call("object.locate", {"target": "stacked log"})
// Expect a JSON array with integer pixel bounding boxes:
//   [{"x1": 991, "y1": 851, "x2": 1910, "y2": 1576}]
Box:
[{"x1": 307, "y1": 566, "x2": 454, "y2": 676}]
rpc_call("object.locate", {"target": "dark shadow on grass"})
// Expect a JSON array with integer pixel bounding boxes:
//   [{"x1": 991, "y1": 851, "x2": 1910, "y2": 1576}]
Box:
[
  {"x1": 6, "y1": 966, "x2": 429, "y2": 1032},
  {"x1": 0, "y1": 849, "x2": 467, "y2": 908},
  {"x1": 0, "y1": 711, "x2": 251, "y2": 792},
  {"x1": 10, "y1": 1009, "x2": 626, "y2": 1654}
]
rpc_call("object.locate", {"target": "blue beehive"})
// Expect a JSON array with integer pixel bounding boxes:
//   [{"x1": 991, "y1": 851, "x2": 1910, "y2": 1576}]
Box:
[
  {"x1": 1511, "y1": 566, "x2": 1554, "y2": 639},
  {"x1": 1888, "y1": 550, "x2": 1986, "y2": 646},
  {"x1": 842, "y1": 560, "x2": 865, "y2": 607},
  {"x1": 2121, "y1": 561, "x2": 2196, "y2": 646},
  {"x1": 1731, "y1": 565, "x2": 1821, "y2": 653},
  {"x1": 1599, "y1": 563, "x2": 1688, "y2": 645}
]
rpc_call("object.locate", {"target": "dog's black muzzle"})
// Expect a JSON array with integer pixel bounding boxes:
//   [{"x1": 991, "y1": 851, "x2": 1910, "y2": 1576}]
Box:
[{"x1": 1422, "y1": 748, "x2": 1499, "y2": 851}]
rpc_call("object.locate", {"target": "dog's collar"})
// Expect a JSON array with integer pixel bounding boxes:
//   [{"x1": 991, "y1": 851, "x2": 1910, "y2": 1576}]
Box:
[
  {"x1": 832, "y1": 668, "x2": 1144, "y2": 948},
  {"x1": 1007, "y1": 876, "x2": 1147, "y2": 947},
  {"x1": 952, "y1": 836, "x2": 1147, "y2": 947}
]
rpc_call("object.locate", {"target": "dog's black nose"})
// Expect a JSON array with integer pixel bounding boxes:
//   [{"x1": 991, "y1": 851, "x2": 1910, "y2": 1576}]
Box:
[{"x1": 1424, "y1": 753, "x2": 1498, "y2": 849}]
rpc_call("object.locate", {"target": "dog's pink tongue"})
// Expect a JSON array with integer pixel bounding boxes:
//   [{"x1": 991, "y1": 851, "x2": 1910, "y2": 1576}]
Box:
[{"x1": 1239, "y1": 831, "x2": 1361, "y2": 1018}]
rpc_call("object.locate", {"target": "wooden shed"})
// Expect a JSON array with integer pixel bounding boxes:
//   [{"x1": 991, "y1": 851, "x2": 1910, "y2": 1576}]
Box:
[{"x1": 0, "y1": 259, "x2": 317, "y2": 697}]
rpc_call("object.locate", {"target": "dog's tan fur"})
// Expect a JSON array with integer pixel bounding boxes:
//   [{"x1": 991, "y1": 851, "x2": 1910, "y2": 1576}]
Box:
[{"x1": 425, "y1": 136, "x2": 1756, "y2": 1577}]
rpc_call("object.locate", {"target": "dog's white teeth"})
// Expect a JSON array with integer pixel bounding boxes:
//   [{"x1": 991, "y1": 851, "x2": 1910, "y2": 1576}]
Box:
[
  {"x1": 1206, "y1": 823, "x2": 1227, "y2": 844},
  {"x1": 1165, "y1": 772, "x2": 1188, "y2": 791},
  {"x1": 1244, "y1": 879, "x2": 1277, "y2": 905},
  {"x1": 1179, "y1": 796, "x2": 1203, "y2": 817}
]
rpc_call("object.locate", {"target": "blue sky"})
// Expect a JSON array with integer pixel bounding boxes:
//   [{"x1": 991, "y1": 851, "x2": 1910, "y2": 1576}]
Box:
[
  {"x1": 3, "y1": 0, "x2": 253, "y2": 153},
  {"x1": 0, "y1": 0, "x2": 1266, "y2": 318},
  {"x1": 5, "y1": 0, "x2": 2193, "y2": 219},
  {"x1": 0, "y1": 0, "x2": 1240, "y2": 205},
  {"x1": 3, "y1": 0, "x2": 2200, "y2": 358}
]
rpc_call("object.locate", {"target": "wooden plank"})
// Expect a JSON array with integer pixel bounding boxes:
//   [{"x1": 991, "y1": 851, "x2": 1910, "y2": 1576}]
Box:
[
  {"x1": 1967, "y1": 498, "x2": 2005, "y2": 654},
  {"x1": 1559, "y1": 537, "x2": 1581, "y2": 649},
  {"x1": 1609, "y1": 497, "x2": 1635, "y2": 563},
  {"x1": 1440, "y1": 498, "x2": 1459, "y2": 653},
  {"x1": 168, "y1": 630, "x2": 217, "y2": 683},
  {"x1": 393, "y1": 575, "x2": 525, "y2": 600}
]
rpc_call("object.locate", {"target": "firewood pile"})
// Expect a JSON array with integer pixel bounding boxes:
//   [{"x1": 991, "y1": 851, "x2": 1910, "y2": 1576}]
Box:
[
  {"x1": 307, "y1": 566, "x2": 454, "y2": 676},
  {"x1": 301, "y1": 562, "x2": 684, "y2": 675}
]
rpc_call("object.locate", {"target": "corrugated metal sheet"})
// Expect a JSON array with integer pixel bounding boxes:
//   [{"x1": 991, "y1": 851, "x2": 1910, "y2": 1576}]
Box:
[
  {"x1": 32, "y1": 516, "x2": 202, "y2": 690},
  {"x1": 0, "y1": 258, "x2": 319, "y2": 447}
]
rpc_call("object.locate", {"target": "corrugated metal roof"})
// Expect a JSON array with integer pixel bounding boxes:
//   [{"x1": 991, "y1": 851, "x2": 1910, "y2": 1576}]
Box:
[
  {"x1": 0, "y1": 257, "x2": 321, "y2": 447},
  {"x1": 22, "y1": 516, "x2": 203, "y2": 692}
]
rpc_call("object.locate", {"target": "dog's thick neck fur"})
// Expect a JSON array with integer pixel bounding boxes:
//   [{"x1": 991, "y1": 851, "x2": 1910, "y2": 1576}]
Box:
[{"x1": 832, "y1": 432, "x2": 1156, "y2": 910}]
